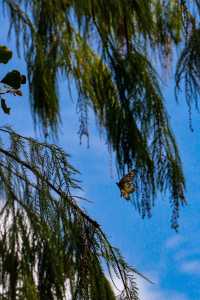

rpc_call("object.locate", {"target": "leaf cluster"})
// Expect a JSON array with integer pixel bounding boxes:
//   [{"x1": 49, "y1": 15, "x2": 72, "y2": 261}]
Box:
[
  {"x1": 2, "y1": 0, "x2": 194, "y2": 228},
  {"x1": 0, "y1": 127, "x2": 141, "y2": 300},
  {"x1": 0, "y1": 45, "x2": 26, "y2": 114}
]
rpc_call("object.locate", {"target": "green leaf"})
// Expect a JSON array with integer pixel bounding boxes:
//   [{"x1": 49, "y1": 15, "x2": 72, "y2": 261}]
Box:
[{"x1": 0, "y1": 46, "x2": 12, "y2": 64}]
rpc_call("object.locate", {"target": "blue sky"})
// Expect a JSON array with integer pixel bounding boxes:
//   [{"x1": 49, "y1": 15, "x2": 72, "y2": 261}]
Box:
[{"x1": 1, "y1": 13, "x2": 200, "y2": 300}]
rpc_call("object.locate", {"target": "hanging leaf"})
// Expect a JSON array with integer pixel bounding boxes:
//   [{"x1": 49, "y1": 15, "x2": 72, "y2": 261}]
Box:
[
  {"x1": 0, "y1": 83, "x2": 23, "y2": 97},
  {"x1": 1, "y1": 70, "x2": 26, "y2": 89},
  {"x1": 12, "y1": 89, "x2": 22, "y2": 96},
  {"x1": 0, "y1": 46, "x2": 12, "y2": 64},
  {"x1": 1, "y1": 98, "x2": 11, "y2": 114}
]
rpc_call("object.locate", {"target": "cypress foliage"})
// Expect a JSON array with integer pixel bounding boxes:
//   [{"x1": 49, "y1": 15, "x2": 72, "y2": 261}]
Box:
[
  {"x1": 2, "y1": 0, "x2": 196, "y2": 228},
  {"x1": 0, "y1": 127, "x2": 141, "y2": 299},
  {"x1": 1, "y1": 1, "x2": 200, "y2": 298}
]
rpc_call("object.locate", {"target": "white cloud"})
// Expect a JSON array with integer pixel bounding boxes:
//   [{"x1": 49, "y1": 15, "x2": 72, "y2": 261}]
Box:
[
  {"x1": 175, "y1": 249, "x2": 191, "y2": 261},
  {"x1": 138, "y1": 278, "x2": 188, "y2": 300},
  {"x1": 180, "y1": 260, "x2": 200, "y2": 275},
  {"x1": 108, "y1": 272, "x2": 189, "y2": 300},
  {"x1": 175, "y1": 247, "x2": 200, "y2": 263},
  {"x1": 165, "y1": 235, "x2": 184, "y2": 250}
]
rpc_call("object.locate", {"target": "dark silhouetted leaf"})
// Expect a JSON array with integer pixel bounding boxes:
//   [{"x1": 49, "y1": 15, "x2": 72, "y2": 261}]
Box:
[
  {"x1": 1, "y1": 70, "x2": 26, "y2": 89},
  {"x1": 1, "y1": 98, "x2": 10, "y2": 114},
  {"x1": 0, "y1": 46, "x2": 12, "y2": 64}
]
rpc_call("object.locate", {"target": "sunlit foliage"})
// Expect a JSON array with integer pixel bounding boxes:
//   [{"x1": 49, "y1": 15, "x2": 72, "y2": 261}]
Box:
[
  {"x1": 3, "y1": 0, "x2": 197, "y2": 229},
  {"x1": 1, "y1": 1, "x2": 200, "y2": 298},
  {"x1": 0, "y1": 127, "x2": 142, "y2": 300},
  {"x1": 0, "y1": 44, "x2": 141, "y2": 300}
]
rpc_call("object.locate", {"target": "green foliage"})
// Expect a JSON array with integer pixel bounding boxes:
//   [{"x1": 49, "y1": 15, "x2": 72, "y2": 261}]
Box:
[
  {"x1": 2, "y1": 0, "x2": 193, "y2": 228},
  {"x1": 2, "y1": 1, "x2": 200, "y2": 298},
  {"x1": 0, "y1": 127, "x2": 141, "y2": 300}
]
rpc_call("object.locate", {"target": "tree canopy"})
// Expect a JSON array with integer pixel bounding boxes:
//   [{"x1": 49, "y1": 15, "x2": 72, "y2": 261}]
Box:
[
  {"x1": 0, "y1": 126, "x2": 140, "y2": 299},
  {"x1": 1, "y1": 0, "x2": 200, "y2": 299},
  {"x1": 0, "y1": 41, "x2": 141, "y2": 300},
  {"x1": 3, "y1": 0, "x2": 198, "y2": 229}
]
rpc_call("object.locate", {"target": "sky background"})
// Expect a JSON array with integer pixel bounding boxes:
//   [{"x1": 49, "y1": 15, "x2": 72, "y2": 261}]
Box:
[{"x1": 1, "y1": 11, "x2": 200, "y2": 300}]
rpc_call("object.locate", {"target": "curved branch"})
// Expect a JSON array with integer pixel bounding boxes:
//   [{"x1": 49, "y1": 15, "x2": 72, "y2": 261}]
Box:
[{"x1": 0, "y1": 146, "x2": 100, "y2": 229}]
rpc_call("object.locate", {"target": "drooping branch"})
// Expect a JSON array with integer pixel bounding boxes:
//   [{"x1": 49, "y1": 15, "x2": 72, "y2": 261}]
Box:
[
  {"x1": 0, "y1": 127, "x2": 142, "y2": 299},
  {"x1": 2, "y1": 0, "x2": 192, "y2": 228}
]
